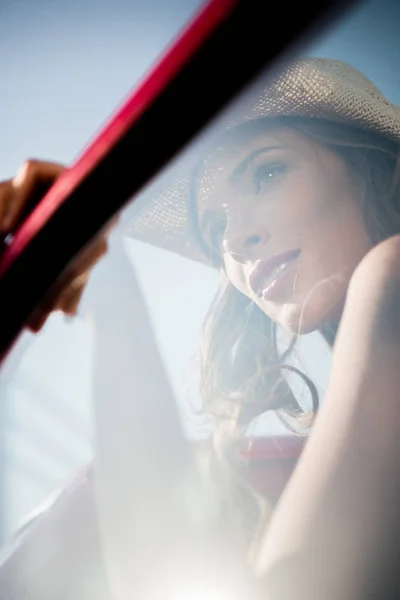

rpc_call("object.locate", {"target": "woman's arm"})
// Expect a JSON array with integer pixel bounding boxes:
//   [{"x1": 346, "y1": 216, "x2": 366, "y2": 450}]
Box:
[
  {"x1": 0, "y1": 160, "x2": 112, "y2": 331},
  {"x1": 256, "y1": 236, "x2": 400, "y2": 600}
]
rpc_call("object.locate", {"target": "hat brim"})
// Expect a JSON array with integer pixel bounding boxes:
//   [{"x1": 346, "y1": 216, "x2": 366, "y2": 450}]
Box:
[{"x1": 124, "y1": 58, "x2": 400, "y2": 266}]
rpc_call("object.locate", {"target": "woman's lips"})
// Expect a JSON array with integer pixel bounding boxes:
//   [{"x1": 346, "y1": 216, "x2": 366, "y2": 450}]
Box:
[{"x1": 249, "y1": 249, "x2": 301, "y2": 300}]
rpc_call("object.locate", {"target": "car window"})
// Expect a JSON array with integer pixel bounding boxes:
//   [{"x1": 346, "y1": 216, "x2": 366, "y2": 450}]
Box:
[{"x1": 0, "y1": 0, "x2": 400, "y2": 570}]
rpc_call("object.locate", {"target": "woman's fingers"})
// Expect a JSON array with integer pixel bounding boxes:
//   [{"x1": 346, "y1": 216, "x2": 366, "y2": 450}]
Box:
[
  {"x1": 52, "y1": 234, "x2": 109, "y2": 310},
  {"x1": 52, "y1": 273, "x2": 89, "y2": 318},
  {"x1": 0, "y1": 158, "x2": 119, "y2": 332},
  {"x1": 26, "y1": 221, "x2": 113, "y2": 332},
  {"x1": 65, "y1": 233, "x2": 109, "y2": 283},
  {"x1": 0, "y1": 181, "x2": 14, "y2": 231},
  {"x1": 0, "y1": 160, "x2": 64, "y2": 232},
  {"x1": 1, "y1": 158, "x2": 120, "y2": 332}
]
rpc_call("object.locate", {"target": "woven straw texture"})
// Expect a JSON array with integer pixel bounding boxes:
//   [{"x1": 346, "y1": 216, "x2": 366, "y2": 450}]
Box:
[{"x1": 125, "y1": 58, "x2": 400, "y2": 265}]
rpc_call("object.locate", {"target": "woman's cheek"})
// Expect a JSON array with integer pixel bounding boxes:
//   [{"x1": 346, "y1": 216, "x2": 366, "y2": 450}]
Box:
[{"x1": 224, "y1": 256, "x2": 250, "y2": 297}]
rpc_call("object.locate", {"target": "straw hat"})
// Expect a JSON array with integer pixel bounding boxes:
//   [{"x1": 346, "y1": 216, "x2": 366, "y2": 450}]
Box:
[{"x1": 125, "y1": 57, "x2": 400, "y2": 265}]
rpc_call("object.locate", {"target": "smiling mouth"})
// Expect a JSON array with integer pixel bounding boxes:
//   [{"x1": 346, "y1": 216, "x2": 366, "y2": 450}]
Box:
[{"x1": 249, "y1": 249, "x2": 301, "y2": 300}]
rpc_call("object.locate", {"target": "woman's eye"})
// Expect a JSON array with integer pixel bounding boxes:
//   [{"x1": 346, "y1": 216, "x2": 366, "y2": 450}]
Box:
[{"x1": 254, "y1": 163, "x2": 286, "y2": 194}]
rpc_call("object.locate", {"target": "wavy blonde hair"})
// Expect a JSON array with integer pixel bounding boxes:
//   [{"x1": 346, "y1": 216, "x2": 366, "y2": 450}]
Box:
[{"x1": 188, "y1": 116, "x2": 400, "y2": 557}]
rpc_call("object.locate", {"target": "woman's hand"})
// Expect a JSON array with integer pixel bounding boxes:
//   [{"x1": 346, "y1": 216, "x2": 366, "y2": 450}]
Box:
[{"x1": 0, "y1": 159, "x2": 115, "y2": 332}]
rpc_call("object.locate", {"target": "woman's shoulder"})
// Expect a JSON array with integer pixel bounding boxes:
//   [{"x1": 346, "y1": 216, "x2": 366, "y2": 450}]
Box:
[
  {"x1": 348, "y1": 235, "x2": 400, "y2": 300},
  {"x1": 354, "y1": 235, "x2": 400, "y2": 280},
  {"x1": 345, "y1": 235, "x2": 400, "y2": 343}
]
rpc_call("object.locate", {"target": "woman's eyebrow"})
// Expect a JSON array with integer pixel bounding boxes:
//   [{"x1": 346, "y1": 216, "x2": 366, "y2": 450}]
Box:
[{"x1": 230, "y1": 145, "x2": 284, "y2": 182}]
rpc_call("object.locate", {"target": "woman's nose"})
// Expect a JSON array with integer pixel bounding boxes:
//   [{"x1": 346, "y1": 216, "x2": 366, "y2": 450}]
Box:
[{"x1": 222, "y1": 227, "x2": 270, "y2": 263}]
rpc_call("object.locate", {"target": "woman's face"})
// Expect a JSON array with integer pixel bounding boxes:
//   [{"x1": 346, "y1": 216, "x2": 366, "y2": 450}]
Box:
[{"x1": 198, "y1": 125, "x2": 373, "y2": 334}]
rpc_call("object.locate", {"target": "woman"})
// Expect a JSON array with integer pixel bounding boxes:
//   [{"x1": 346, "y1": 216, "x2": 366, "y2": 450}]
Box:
[
  {"x1": 3, "y1": 58, "x2": 400, "y2": 598},
  {"x1": 127, "y1": 57, "x2": 400, "y2": 598}
]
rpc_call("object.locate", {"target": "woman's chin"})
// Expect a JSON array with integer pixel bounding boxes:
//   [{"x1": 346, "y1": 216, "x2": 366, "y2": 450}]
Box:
[
  {"x1": 272, "y1": 302, "x2": 331, "y2": 336},
  {"x1": 268, "y1": 284, "x2": 347, "y2": 335}
]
